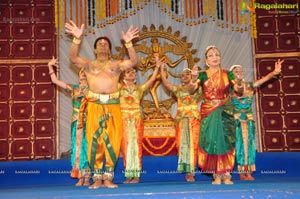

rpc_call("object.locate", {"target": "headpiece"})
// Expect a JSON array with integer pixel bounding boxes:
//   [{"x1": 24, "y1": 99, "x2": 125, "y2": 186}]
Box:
[
  {"x1": 182, "y1": 68, "x2": 192, "y2": 73},
  {"x1": 205, "y1": 45, "x2": 217, "y2": 52},
  {"x1": 205, "y1": 45, "x2": 219, "y2": 57},
  {"x1": 229, "y1": 65, "x2": 242, "y2": 72}
]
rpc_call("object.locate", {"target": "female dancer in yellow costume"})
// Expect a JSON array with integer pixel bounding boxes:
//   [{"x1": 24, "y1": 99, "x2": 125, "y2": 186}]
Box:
[{"x1": 119, "y1": 58, "x2": 159, "y2": 184}]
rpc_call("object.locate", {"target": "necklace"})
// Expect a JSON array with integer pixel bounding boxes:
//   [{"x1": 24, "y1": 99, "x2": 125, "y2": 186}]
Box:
[
  {"x1": 236, "y1": 82, "x2": 253, "y2": 104},
  {"x1": 208, "y1": 68, "x2": 221, "y2": 91},
  {"x1": 92, "y1": 60, "x2": 109, "y2": 74},
  {"x1": 127, "y1": 85, "x2": 135, "y2": 94}
]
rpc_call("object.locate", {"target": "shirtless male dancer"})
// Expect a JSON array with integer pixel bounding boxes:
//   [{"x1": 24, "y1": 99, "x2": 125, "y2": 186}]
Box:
[{"x1": 65, "y1": 21, "x2": 139, "y2": 189}]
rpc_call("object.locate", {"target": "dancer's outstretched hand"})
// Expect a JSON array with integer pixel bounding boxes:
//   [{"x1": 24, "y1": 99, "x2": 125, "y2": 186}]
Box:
[
  {"x1": 274, "y1": 59, "x2": 284, "y2": 74},
  {"x1": 122, "y1": 26, "x2": 139, "y2": 43},
  {"x1": 65, "y1": 21, "x2": 84, "y2": 39},
  {"x1": 48, "y1": 56, "x2": 58, "y2": 67}
]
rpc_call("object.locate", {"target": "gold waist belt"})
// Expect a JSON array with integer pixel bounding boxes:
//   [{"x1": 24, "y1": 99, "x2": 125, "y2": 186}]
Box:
[
  {"x1": 206, "y1": 98, "x2": 226, "y2": 106},
  {"x1": 87, "y1": 90, "x2": 119, "y2": 103},
  {"x1": 177, "y1": 105, "x2": 198, "y2": 111}
]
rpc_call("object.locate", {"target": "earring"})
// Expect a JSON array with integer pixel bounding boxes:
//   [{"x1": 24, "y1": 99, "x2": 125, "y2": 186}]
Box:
[{"x1": 206, "y1": 61, "x2": 210, "y2": 67}]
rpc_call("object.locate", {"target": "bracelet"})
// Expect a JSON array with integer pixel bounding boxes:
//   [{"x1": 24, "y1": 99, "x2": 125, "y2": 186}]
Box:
[
  {"x1": 124, "y1": 41, "x2": 133, "y2": 48},
  {"x1": 49, "y1": 72, "x2": 55, "y2": 75},
  {"x1": 273, "y1": 70, "x2": 280, "y2": 75},
  {"x1": 73, "y1": 37, "x2": 81, "y2": 45}
]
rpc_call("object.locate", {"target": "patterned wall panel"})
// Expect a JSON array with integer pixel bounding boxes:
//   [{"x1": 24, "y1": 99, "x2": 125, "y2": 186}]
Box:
[
  {"x1": 12, "y1": 23, "x2": 32, "y2": 39},
  {"x1": 253, "y1": 0, "x2": 300, "y2": 151},
  {"x1": 255, "y1": 9, "x2": 300, "y2": 53},
  {"x1": 11, "y1": 140, "x2": 32, "y2": 159},
  {"x1": 0, "y1": 63, "x2": 57, "y2": 161},
  {"x1": 0, "y1": 0, "x2": 57, "y2": 161},
  {"x1": 34, "y1": 120, "x2": 54, "y2": 137},
  {"x1": 255, "y1": 57, "x2": 300, "y2": 151},
  {"x1": 263, "y1": 133, "x2": 285, "y2": 150},
  {"x1": 11, "y1": 121, "x2": 32, "y2": 138},
  {"x1": 0, "y1": 85, "x2": 10, "y2": 100},
  {"x1": 0, "y1": 1, "x2": 56, "y2": 59},
  {"x1": 0, "y1": 42, "x2": 10, "y2": 58},
  {"x1": 0, "y1": 122, "x2": 9, "y2": 139}
]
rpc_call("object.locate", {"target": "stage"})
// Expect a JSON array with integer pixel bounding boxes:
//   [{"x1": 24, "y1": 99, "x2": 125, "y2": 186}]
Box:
[{"x1": 0, "y1": 152, "x2": 299, "y2": 199}]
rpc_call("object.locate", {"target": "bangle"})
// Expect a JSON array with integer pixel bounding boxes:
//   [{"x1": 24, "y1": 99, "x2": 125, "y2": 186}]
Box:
[
  {"x1": 273, "y1": 70, "x2": 280, "y2": 75},
  {"x1": 124, "y1": 41, "x2": 133, "y2": 48},
  {"x1": 49, "y1": 72, "x2": 55, "y2": 75},
  {"x1": 73, "y1": 37, "x2": 81, "y2": 45}
]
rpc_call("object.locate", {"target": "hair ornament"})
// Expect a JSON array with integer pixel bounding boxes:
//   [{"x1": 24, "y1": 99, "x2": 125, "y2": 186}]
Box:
[{"x1": 229, "y1": 65, "x2": 242, "y2": 72}]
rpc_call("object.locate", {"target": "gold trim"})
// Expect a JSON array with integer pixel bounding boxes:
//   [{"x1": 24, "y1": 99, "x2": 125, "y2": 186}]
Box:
[
  {"x1": 254, "y1": 52, "x2": 300, "y2": 58},
  {"x1": 0, "y1": 59, "x2": 50, "y2": 64}
]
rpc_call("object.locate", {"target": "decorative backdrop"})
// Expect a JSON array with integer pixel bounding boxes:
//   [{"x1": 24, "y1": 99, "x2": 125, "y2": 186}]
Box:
[
  {"x1": 2, "y1": 0, "x2": 299, "y2": 160},
  {"x1": 56, "y1": 0, "x2": 254, "y2": 155}
]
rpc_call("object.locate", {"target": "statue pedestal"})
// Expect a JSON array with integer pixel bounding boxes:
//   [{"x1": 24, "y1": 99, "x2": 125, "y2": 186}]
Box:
[
  {"x1": 142, "y1": 118, "x2": 177, "y2": 156},
  {"x1": 144, "y1": 118, "x2": 175, "y2": 137}
]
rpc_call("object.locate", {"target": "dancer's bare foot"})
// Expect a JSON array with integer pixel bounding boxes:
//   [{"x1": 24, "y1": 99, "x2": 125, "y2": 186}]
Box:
[
  {"x1": 130, "y1": 177, "x2": 140, "y2": 184},
  {"x1": 239, "y1": 174, "x2": 248, "y2": 180},
  {"x1": 185, "y1": 174, "x2": 195, "y2": 182},
  {"x1": 103, "y1": 180, "x2": 118, "y2": 188},
  {"x1": 212, "y1": 177, "x2": 221, "y2": 185},
  {"x1": 223, "y1": 178, "x2": 234, "y2": 185},
  {"x1": 222, "y1": 173, "x2": 233, "y2": 185},
  {"x1": 123, "y1": 178, "x2": 132, "y2": 184},
  {"x1": 83, "y1": 177, "x2": 90, "y2": 186},
  {"x1": 88, "y1": 179, "x2": 103, "y2": 189},
  {"x1": 246, "y1": 174, "x2": 255, "y2": 181},
  {"x1": 75, "y1": 178, "x2": 83, "y2": 186}
]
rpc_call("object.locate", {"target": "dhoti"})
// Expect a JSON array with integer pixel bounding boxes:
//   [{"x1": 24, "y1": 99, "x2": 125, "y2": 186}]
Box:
[{"x1": 79, "y1": 90, "x2": 122, "y2": 181}]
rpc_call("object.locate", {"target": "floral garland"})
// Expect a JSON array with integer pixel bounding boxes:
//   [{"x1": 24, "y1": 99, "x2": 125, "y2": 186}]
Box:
[{"x1": 56, "y1": 1, "x2": 252, "y2": 41}]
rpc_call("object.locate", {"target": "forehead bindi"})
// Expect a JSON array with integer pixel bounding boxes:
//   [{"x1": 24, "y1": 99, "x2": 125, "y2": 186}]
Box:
[{"x1": 207, "y1": 49, "x2": 220, "y2": 56}]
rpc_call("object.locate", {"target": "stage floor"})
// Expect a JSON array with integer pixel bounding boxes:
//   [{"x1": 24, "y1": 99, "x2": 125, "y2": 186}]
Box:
[
  {"x1": 0, "y1": 152, "x2": 300, "y2": 198},
  {"x1": 0, "y1": 177, "x2": 300, "y2": 199}
]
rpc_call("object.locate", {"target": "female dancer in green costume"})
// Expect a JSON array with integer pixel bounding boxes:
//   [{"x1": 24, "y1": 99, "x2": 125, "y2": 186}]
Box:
[
  {"x1": 48, "y1": 57, "x2": 90, "y2": 186},
  {"x1": 229, "y1": 59, "x2": 283, "y2": 181},
  {"x1": 192, "y1": 46, "x2": 243, "y2": 185}
]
